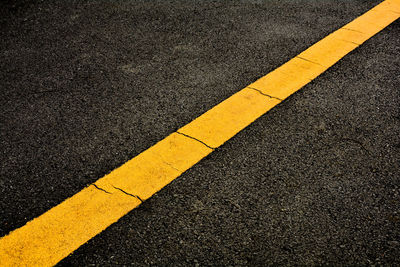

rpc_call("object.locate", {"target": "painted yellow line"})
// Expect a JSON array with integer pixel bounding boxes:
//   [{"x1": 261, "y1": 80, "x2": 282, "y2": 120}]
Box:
[
  {"x1": 1, "y1": 0, "x2": 399, "y2": 265},
  {"x1": 178, "y1": 88, "x2": 281, "y2": 148}
]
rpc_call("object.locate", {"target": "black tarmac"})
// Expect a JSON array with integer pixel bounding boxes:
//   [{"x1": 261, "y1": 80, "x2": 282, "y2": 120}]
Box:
[{"x1": 1, "y1": 0, "x2": 399, "y2": 265}]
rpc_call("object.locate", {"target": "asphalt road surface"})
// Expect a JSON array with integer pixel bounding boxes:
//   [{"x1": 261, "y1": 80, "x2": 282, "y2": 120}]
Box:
[{"x1": 1, "y1": 0, "x2": 399, "y2": 265}]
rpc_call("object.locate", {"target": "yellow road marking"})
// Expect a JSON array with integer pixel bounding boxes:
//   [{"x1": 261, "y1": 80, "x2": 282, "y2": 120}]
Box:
[
  {"x1": 249, "y1": 58, "x2": 320, "y2": 99},
  {"x1": 332, "y1": 28, "x2": 370, "y2": 45},
  {"x1": 178, "y1": 88, "x2": 281, "y2": 148},
  {"x1": 345, "y1": 6, "x2": 400, "y2": 35},
  {"x1": 1, "y1": 0, "x2": 399, "y2": 265},
  {"x1": 297, "y1": 36, "x2": 359, "y2": 68},
  {"x1": 377, "y1": 0, "x2": 400, "y2": 13},
  {"x1": 94, "y1": 133, "x2": 212, "y2": 199}
]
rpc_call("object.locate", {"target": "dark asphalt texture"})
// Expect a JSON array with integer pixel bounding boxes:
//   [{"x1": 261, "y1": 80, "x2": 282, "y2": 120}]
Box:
[{"x1": 1, "y1": 0, "x2": 399, "y2": 265}]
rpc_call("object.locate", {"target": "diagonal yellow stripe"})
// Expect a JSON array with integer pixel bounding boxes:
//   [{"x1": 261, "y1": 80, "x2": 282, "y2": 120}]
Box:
[{"x1": 1, "y1": 0, "x2": 399, "y2": 265}]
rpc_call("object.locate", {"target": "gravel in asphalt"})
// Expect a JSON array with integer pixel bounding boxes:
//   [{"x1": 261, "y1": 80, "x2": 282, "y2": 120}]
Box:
[{"x1": 1, "y1": 0, "x2": 398, "y2": 265}]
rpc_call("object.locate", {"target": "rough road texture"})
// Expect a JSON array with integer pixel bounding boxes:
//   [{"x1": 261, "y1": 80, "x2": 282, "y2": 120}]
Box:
[{"x1": 1, "y1": 0, "x2": 398, "y2": 265}]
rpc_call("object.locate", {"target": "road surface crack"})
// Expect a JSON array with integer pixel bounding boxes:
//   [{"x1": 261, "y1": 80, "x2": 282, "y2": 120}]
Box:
[
  {"x1": 339, "y1": 137, "x2": 371, "y2": 155},
  {"x1": 176, "y1": 131, "x2": 216, "y2": 150},
  {"x1": 162, "y1": 160, "x2": 182, "y2": 173},
  {"x1": 247, "y1": 87, "x2": 283, "y2": 101},
  {"x1": 295, "y1": 56, "x2": 326, "y2": 67},
  {"x1": 112, "y1": 185, "x2": 144, "y2": 203},
  {"x1": 341, "y1": 27, "x2": 365, "y2": 34},
  {"x1": 92, "y1": 184, "x2": 112, "y2": 194}
]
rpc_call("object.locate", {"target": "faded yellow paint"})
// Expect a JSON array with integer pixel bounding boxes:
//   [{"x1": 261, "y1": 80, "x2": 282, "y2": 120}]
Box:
[
  {"x1": 1, "y1": 1, "x2": 399, "y2": 266},
  {"x1": 178, "y1": 88, "x2": 280, "y2": 148}
]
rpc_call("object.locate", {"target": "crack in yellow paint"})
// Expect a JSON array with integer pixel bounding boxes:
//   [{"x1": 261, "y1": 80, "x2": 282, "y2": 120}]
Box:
[
  {"x1": 0, "y1": 0, "x2": 399, "y2": 266},
  {"x1": 178, "y1": 88, "x2": 281, "y2": 148}
]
